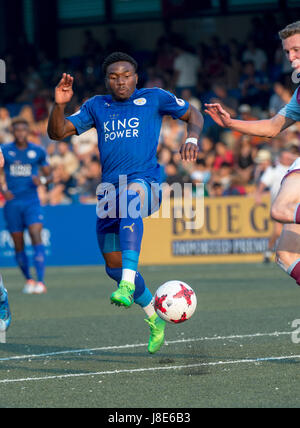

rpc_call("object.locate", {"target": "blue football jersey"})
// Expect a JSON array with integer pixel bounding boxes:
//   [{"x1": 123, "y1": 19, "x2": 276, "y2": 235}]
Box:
[
  {"x1": 66, "y1": 88, "x2": 189, "y2": 185},
  {"x1": 2, "y1": 142, "x2": 49, "y2": 200}
]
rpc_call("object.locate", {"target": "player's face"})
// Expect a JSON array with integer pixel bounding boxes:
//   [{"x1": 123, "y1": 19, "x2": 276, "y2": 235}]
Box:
[
  {"x1": 282, "y1": 34, "x2": 300, "y2": 64},
  {"x1": 106, "y1": 61, "x2": 138, "y2": 101},
  {"x1": 12, "y1": 123, "x2": 29, "y2": 144}
]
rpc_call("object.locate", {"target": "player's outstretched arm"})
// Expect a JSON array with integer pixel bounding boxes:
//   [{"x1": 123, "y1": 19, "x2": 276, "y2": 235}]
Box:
[
  {"x1": 47, "y1": 73, "x2": 77, "y2": 141},
  {"x1": 179, "y1": 105, "x2": 204, "y2": 162},
  {"x1": 204, "y1": 103, "x2": 295, "y2": 138}
]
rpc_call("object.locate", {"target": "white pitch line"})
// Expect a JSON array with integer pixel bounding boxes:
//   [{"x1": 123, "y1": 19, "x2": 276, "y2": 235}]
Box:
[
  {"x1": 0, "y1": 353, "x2": 300, "y2": 384},
  {"x1": 0, "y1": 331, "x2": 291, "y2": 363}
]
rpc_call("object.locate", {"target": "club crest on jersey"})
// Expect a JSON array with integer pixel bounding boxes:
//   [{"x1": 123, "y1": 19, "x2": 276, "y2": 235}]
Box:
[
  {"x1": 27, "y1": 150, "x2": 37, "y2": 159},
  {"x1": 133, "y1": 98, "x2": 147, "y2": 106}
]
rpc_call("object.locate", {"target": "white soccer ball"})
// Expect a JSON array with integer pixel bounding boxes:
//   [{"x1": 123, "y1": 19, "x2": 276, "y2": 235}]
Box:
[{"x1": 153, "y1": 280, "x2": 197, "y2": 324}]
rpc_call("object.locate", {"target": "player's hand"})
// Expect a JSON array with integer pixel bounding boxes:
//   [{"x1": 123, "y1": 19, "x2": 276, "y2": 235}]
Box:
[
  {"x1": 0, "y1": 151, "x2": 4, "y2": 168},
  {"x1": 204, "y1": 103, "x2": 232, "y2": 128},
  {"x1": 55, "y1": 73, "x2": 74, "y2": 106},
  {"x1": 3, "y1": 190, "x2": 14, "y2": 201},
  {"x1": 179, "y1": 142, "x2": 198, "y2": 162},
  {"x1": 32, "y1": 176, "x2": 42, "y2": 187}
]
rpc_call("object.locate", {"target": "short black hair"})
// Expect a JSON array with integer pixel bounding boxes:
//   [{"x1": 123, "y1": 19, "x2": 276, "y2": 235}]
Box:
[{"x1": 102, "y1": 52, "x2": 138, "y2": 75}]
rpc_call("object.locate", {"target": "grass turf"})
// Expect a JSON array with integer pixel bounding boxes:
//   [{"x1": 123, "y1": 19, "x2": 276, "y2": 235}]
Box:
[{"x1": 0, "y1": 262, "x2": 300, "y2": 408}]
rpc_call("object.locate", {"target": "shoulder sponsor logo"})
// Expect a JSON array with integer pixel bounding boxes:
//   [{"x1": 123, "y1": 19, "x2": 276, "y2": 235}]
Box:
[
  {"x1": 175, "y1": 96, "x2": 186, "y2": 107},
  {"x1": 133, "y1": 98, "x2": 147, "y2": 106}
]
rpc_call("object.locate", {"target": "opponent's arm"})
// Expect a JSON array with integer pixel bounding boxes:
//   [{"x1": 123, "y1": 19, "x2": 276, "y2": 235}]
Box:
[
  {"x1": 179, "y1": 104, "x2": 204, "y2": 162},
  {"x1": 47, "y1": 73, "x2": 77, "y2": 141},
  {"x1": 204, "y1": 103, "x2": 295, "y2": 138}
]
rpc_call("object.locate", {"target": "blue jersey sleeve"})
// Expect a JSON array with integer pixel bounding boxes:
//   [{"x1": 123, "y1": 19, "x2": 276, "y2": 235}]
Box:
[
  {"x1": 38, "y1": 147, "x2": 49, "y2": 167},
  {"x1": 156, "y1": 88, "x2": 189, "y2": 119},
  {"x1": 278, "y1": 87, "x2": 300, "y2": 121},
  {"x1": 66, "y1": 97, "x2": 96, "y2": 135}
]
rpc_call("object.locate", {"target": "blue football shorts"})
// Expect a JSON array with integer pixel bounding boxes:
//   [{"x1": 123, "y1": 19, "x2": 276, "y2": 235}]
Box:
[
  {"x1": 3, "y1": 198, "x2": 44, "y2": 233},
  {"x1": 96, "y1": 178, "x2": 162, "y2": 254}
]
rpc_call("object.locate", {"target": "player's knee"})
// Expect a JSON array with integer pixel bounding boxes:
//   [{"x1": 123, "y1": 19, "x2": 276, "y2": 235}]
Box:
[{"x1": 270, "y1": 204, "x2": 287, "y2": 223}]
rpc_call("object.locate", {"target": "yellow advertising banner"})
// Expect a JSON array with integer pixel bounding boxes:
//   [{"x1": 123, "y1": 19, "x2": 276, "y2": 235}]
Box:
[{"x1": 140, "y1": 194, "x2": 272, "y2": 265}]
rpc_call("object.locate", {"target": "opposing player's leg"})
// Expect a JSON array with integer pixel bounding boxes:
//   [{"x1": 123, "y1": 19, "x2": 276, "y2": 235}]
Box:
[
  {"x1": 275, "y1": 223, "x2": 300, "y2": 286},
  {"x1": 264, "y1": 220, "x2": 282, "y2": 263},
  {"x1": 271, "y1": 170, "x2": 300, "y2": 224},
  {"x1": 0, "y1": 274, "x2": 11, "y2": 332}
]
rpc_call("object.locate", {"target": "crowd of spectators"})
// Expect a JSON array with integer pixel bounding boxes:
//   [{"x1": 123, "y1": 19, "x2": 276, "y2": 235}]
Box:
[{"x1": 0, "y1": 14, "x2": 300, "y2": 206}]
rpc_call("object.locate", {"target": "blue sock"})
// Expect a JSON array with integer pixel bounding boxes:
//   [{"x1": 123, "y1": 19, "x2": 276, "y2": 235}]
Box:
[
  {"x1": 105, "y1": 266, "x2": 152, "y2": 308},
  {"x1": 15, "y1": 251, "x2": 31, "y2": 280},
  {"x1": 33, "y1": 244, "x2": 45, "y2": 282},
  {"x1": 119, "y1": 190, "x2": 144, "y2": 273}
]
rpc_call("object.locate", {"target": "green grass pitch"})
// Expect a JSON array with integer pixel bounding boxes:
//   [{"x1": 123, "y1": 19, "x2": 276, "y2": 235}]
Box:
[{"x1": 1, "y1": 262, "x2": 300, "y2": 408}]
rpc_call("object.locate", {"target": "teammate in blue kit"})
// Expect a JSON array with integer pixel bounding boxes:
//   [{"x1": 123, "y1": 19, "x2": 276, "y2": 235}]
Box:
[
  {"x1": 0, "y1": 117, "x2": 51, "y2": 294},
  {"x1": 48, "y1": 52, "x2": 203, "y2": 353},
  {"x1": 0, "y1": 148, "x2": 11, "y2": 332}
]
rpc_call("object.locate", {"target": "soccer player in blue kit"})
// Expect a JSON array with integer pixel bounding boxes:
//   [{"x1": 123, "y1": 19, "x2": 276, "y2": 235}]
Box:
[
  {"x1": 48, "y1": 52, "x2": 203, "y2": 353},
  {"x1": 0, "y1": 117, "x2": 51, "y2": 294},
  {"x1": 0, "y1": 148, "x2": 11, "y2": 332}
]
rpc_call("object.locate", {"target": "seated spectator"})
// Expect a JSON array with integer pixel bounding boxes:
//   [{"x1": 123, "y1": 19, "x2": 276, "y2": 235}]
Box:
[
  {"x1": 190, "y1": 158, "x2": 211, "y2": 185},
  {"x1": 269, "y1": 81, "x2": 293, "y2": 117},
  {"x1": 222, "y1": 173, "x2": 247, "y2": 196},
  {"x1": 50, "y1": 141, "x2": 80, "y2": 178},
  {"x1": 239, "y1": 61, "x2": 270, "y2": 109},
  {"x1": 0, "y1": 107, "x2": 13, "y2": 143},
  {"x1": 173, "y1": 42, "x2": 201, "y2": 97},
  {"x1": 253, "y1": 149, "x2": 272, "y2": 185},
  {"x1": 242, "y1": 40, "x2": 267, "y2": 72},
  {"x1": 181, "y1": 88, "x2": 202, "y2": 111},
  {"x1": 232, "y1": 104, "x2": 266, "y2": 147},
  {"x1": 47, "y1": 164, "x2": 76, "y2": 205},
  {"x1": 234, "y1": 135, "x2": 255, "y2": 184},
  {"x1": 76, "y1": 159, "x2": 102, "y2": 203},
  {"x1": 144, "y1": 66, "x2": 165, "y2": 89},
  {"x1": 213, "y1": 141, "x2": 234, "y2": 170},
  {"x1": 71, "y1": 128, "x2": 98, "y2": 162},
  {"x1": 209, "y1": 82, "x2": 238, "y2": 117},
  {"x1": 208, "y1": 181, "x2": 225, "y2": 197},
  {"x1": 159, "y1": 116, "x2": 186, "y2": 150}
]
